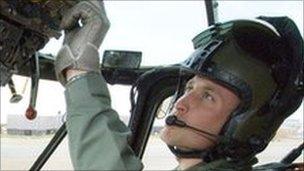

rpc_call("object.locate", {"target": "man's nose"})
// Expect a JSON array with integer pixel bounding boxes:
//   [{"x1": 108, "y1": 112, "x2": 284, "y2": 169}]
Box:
[{"x1": 174, "y1": 94, "x2": 189, "y2": 115}]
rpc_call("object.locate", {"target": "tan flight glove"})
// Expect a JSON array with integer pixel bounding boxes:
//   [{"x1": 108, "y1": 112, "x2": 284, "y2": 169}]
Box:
[{"x1": 55, "y1": 0, "x2": 110, "y2": 86}]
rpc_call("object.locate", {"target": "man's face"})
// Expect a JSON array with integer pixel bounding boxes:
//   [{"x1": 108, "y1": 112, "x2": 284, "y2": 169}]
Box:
[{"x1": 160, "y1": 75, "x2": 240, "y2": 150}]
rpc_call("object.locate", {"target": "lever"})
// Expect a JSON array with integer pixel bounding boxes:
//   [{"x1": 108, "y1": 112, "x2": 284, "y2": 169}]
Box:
[
  {"x1": 25, "y1": 52, "x2": 40, "y2": 120},
  {"x1": 8, "y1": 79, "x2": 23, "y2": 103}
]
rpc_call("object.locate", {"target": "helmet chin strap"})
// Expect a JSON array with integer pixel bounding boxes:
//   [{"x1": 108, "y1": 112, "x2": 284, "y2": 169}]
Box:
[
  {"x1": 165, "y1": 115, "x2": 223, "y2": 161},
  {"x1": 167, "y1": 145, "x2": 220, "y2": 163},
  {"x1": 168, "y1": 145, "x2": 204, "y2": 158}
]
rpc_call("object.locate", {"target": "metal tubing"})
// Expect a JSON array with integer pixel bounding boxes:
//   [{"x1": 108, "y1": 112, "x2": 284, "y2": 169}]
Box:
[
  {"x1": 29, "y1": 123, "x2": 67, "y2": 171},
  {"x1": 281, "y1": 142, "x2": 304, "y2": 164},
  {"x1": 29, "y1": 52, "x2": 40, "y2": 108},
  {"x1": 204, "y1": 0, "x2": 219, "y2": 26}
]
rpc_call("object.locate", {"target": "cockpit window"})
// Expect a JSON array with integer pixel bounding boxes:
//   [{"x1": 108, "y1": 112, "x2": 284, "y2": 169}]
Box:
[
  {"x1": 1, "y1": 1, "x2": 303, "y2": 170},
  {"x1": 41, "y1": 1, "x2": 208, "y2": 66}
]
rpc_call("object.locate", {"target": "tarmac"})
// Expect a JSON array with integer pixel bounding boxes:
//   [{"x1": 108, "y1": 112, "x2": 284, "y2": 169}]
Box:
[{"x1": 1, "y1": 133, "x2": 303, "y2": 170}]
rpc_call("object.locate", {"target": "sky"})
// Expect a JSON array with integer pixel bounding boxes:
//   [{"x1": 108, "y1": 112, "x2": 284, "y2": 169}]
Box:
[{"x1": 1, "y1": 1, "x2": 303, "y2": 126}]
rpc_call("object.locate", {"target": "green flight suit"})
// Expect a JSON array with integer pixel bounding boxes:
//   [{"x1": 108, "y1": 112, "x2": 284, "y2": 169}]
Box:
[
  {"x1": 64, "y1": 72, "x2": 256, "y2": 170},
  {"x1": 65, "y1": 72, "x2": 143, "y2": 170}
]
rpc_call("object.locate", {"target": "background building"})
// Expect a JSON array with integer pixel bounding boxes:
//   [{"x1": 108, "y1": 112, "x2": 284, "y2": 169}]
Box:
[{"x1": 6, "y1": 114, "x2": 63, "y2": 135}]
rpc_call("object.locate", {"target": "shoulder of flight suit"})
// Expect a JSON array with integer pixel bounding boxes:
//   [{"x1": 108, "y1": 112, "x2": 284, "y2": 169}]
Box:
[{"x1": 65, "y1": 72, "x2": 143, "y2": 170}]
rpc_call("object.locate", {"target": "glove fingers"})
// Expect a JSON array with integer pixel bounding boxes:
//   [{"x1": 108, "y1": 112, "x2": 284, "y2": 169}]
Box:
[
  {"x1": 61, "y1": 1, "x2": 102, "y2": 30},
  {"x1": 55, "y1": 1, "x2": 110, "y2": 86},
  {"x1": 60, "y1": 14, "x2": 78, "y2": 31},
  {"x1": 60, "y1": 3, "x2": 84, "y2": 30}
]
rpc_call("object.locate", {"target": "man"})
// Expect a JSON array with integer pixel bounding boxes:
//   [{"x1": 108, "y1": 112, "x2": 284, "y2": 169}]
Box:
[{"x1": 55, "y1": 1, "x2": 303, "y2": 170}]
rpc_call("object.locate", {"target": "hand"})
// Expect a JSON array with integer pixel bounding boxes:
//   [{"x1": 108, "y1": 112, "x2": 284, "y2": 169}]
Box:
[{"x1": 55, "y1": 0, "x2": 110, "y2": 85}]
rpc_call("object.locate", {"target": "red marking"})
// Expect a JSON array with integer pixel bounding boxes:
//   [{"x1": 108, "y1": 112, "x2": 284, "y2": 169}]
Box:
[{"x1": 25, "y1": 106, "x2": 37, "y2": 120}]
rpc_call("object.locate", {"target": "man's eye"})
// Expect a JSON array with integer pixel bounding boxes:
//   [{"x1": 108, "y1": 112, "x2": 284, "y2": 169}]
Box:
[
  {"x1": 202, "y1": 92, "x2": 214, "y2": 101},
  {"x1": 184, "y1": 86, "x2": 192, "y2": 93}
]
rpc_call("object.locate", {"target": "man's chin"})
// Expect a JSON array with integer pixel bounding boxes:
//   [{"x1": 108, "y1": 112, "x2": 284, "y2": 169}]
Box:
[
  {"x1": 160, "y1": 126, "x2": 182, "y2": 146},
  {"x1": 160, "y1": 125, "x2": 215, "y2": 151},
  {"x1": 160, "y1": 126, "x2": 172, "y2": 144},
  {"x1": 159, "y1": 126, "x2": 167, "y2": 141}
]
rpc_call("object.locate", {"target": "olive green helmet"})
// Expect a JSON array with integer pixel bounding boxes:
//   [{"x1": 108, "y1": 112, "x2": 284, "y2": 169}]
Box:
[{"x1": 179, "y1": 17, "x2": 303, "y2": 161}]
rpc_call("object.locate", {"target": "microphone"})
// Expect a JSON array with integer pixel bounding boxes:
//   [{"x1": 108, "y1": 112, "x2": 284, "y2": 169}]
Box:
[
  {"x1": 165, "y1": 115, "x2": 219, "y2": 142},
  {"x1": 166, "y1": 115, "x2": 187, "y2": 127}
]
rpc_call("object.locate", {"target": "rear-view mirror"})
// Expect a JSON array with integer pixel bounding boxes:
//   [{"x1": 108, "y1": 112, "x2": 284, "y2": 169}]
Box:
[{"x1": 101, "y1": 50, "x2": 142, "y2": 69}]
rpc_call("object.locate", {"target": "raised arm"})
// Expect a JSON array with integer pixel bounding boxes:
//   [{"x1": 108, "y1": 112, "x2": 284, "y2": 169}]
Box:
[{"x1": 54, "y1": 1, "x2": 143, "y2": 170}]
